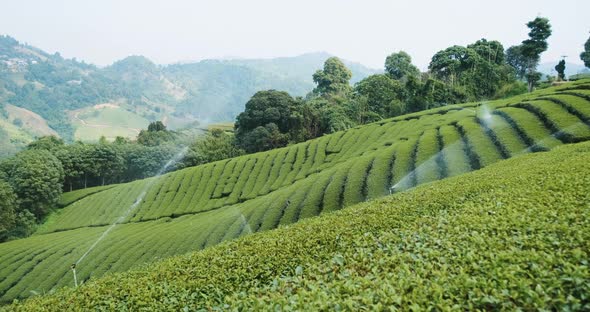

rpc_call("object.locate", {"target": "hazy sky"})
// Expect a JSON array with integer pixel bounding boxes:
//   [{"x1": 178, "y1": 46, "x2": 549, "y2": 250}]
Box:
[{"x1": 1, "y1": 0, "x2": 588, "y2": 70}]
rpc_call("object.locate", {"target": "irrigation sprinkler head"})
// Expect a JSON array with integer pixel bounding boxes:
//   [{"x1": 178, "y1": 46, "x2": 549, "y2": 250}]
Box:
[
  {"x1": 71, "y1": 263, "x2": 78, "y2": 287},
  {"x1": 389, "y1": 185, "x2": 397, "y2": 195}
]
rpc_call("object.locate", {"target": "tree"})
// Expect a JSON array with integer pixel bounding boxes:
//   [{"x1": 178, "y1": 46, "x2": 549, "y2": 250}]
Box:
[
  {"x1": 429, "y1": 45, "x2": 477, "y2": 87},
  {"x1": 0, "y1": 150, "x2": 64, "y2": 220},
  {"x1": 305, "y1": 98, "x2": 355, "y2": 134},
  {"x1": 26, "y1": 136, "x2": 64, "y2": 152},
  {"x1": 0, "y1": 179, "x2": 16, "y2": 242},
  {"x1": 55, "y1": 144, "x2": 87, "y2": 191},
  {"x1": 385, "y1": 51, "x2": 420, "y2": 81},
  {"x1": 429, "y1": 40, "x2": 513, "y2": 100},
  {"x1": 118, "y1": 144, "x2": 176, "y2": 181},
  {"x1": 235, "y1": 90, "x2": 303, "y2": 153},
  {"x1": 506, "y1": 45, "x2": 528, "y2": 79},
  {"x1": 520, "y1": 17, "x2": 552, "y2": 91},
  {"x1": 137, "y1": 122, "x2": 176, "y2": 146},
  {"x1": 147, "y1": 121, "x2": 166, "y2": 132},
  {"x1": 182, "y1": 129, "x2": 244, "y2": 167},
  {"x1": 312, "y1": 57, "x2": 352, "y2": 96},
  {"x1": 353, "y1": 74, "x2": 404, "y2": 119},
  {"x1": 581, "y1": 35, "x2": 590, "y2": 68},
  {"x1": 88, "y1": 144, "x2": 125, "y2": 186},
  {"x1": 238, "y1": 124, "x2": 289, "y2": 154},
  {"x1": 555, "y1": 59, "x2": 566, "y2": 81}
]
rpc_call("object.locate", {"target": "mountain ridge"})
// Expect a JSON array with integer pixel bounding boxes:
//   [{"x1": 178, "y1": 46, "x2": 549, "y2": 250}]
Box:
[{"x1": 0, "y1": 35, "x2": 377, "y2": 155}]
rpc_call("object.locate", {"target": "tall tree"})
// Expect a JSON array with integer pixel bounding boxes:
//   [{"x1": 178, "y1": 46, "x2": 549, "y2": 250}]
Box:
[
  {"x1": 581, "y1": 34, "x2": 590, "y2": 68},
  {"x1": 384, "y1": 51, "x2": 420, "y2": 81},
  {"x1": 520, "y1": 17, "x2": 552, "y2": 91},
  {"x1": 235, "y1": 90, "x2": 303, "y2": 153},
  {"x1": 312, "y1": 57, "x2": 352, "y2": 96},
  {"x1": 555, "y1": 59, "x2": 566, "y2": 81}
]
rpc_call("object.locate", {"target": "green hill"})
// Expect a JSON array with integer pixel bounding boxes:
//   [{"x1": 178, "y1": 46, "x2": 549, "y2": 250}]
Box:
[
  {"x1": 6, "y1": 138, "x2": 590, "y2": 310},
  {"x1": 0, "y1": 35, "x2": 377, "y2": 152},
  {"x1": 0, "y1": 80, "x2": 589, "y2": 303}
]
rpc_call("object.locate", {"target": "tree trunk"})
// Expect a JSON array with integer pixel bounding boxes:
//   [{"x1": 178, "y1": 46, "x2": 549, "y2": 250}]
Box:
[
  {"x1": 84, "y1": 174, "x2": 87, "y2": 189},
  {"x1": 102, "y1": 176, "x2": 105, "y2": 186},
  {"x1": 69, "y1": 182, "x2": 73, "y2": 192}
]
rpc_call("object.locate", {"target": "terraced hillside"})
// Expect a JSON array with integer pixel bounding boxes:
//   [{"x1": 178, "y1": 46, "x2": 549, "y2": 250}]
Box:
[
  {"x1": 1, "y1": 80, "x2": 590, "y2": 303},
  {"x1": 7, "y1": 140, "x2": 590, "y2": 310}
]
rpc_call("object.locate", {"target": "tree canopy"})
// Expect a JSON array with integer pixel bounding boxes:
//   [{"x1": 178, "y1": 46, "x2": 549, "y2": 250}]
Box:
[
  {"x1": 0, "y1": 149, "x2": 64, "y2": 220},
  {"x1": 235, "y1": 90, "x2": 303, "y2": 153},
  {"x1": 555, "y1": 60, "x2": 566, "y2": 81},
  {"x1": 429, "y1": 39, "x2": 513, "y2": 100},
  {"x1": 385, "y1": 51, "x2": 420, "y2": 81},
  {"x1": 312, "y1": 57, "x2": 352, "y2": 96},
  {"x1": 581, "y1": 35, "x2": 590, "y2": 68},
  {"x1": 508, "y1": 17, "x2": 552, "y2": 92}
]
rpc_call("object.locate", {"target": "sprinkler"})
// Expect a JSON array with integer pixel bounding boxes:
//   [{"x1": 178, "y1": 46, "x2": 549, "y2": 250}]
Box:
[
  {"x1": 389, "y1": 185, "x2": 397, "y2": 194},
  {"x1": 71, "y1": 263, "x2": 78, "y2": 287}
]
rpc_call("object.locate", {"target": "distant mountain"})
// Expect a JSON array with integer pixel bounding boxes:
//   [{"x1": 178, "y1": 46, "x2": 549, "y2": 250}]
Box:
[
  {"x1": 538, "y1": 61, "x2": 588, "y2": 78},
  {"x1": 164, "y1": 53, "x2": 380, "y2": 121},
  {"x1": 0, "y1": 35, "x2": 379, "y2": 156}
]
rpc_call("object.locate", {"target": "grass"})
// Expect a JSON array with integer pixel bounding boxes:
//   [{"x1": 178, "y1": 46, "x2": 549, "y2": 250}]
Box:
[
  {"x1": 70, "y1": 106, "x2": 149, "y2": 142},
  {"x1": 5, "y1": 141, "x2": 590, "y2": 311},
  {"x1": 1, "y1": 80, "x2": 590, "y2": 303}
]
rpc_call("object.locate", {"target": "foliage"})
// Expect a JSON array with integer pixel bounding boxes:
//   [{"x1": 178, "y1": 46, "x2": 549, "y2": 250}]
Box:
[
  {"x1": 6, "y1": 209, "x2": 37, "y2": 240},
  {"x1": 136, "y1": 122, "x2": 177, "y2": 146},
  {"x1": 519, "y1": 17, "x2": 552, "y2": 91},
  {"x1": 183, "y1": 129, "x2": 245, "y2": 167},
  {"x1": 235, "y1": 90, "x2": 303, "y2": 153},
  {"x1": 0, "y1": 179, "x2": 16, "y2": 242},
  {"x1": 581, "y1": 35, "x2": 590, "y2": 68},
  {"x1": 312, "y1": 57, "x2": 352, "y2": 97},
  {"x1": 7, "y1": 141, "x2": 590, "y2": 310},
  {"x1": 0, "y1": 81, "x2": 589, "y2": 303},
  {"x1": 147, "y1": 121, "x2": 166, "y2": 132},
  {"x1": 429, "y1": 39, "x2": 514, "y2": 100},
  {"x1": 353, "y1": 74, "x2": 404, "y2": 119},
  {"x1": 384, "y1": 51, "x2": 420, "y2": 80},
  {"x1": 555, "y1": 59, "x2": 566, "y2": 81},
  {"x1": 506, "y1": 45, "x2": 527, "y2": 79},
  {"x1": 26, "y1": 136, "x2": 64, "y2": 152},
  {"x1": 0, "y1": 149, "x2": 64, "y2": 220}
]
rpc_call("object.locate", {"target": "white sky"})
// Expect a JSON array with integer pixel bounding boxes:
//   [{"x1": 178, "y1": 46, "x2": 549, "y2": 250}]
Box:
[{"x1": 0, "y1": 0, "x2": 588, "y2": 70}]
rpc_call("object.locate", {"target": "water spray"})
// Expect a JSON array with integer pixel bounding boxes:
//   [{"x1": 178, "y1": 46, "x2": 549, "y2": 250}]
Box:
[{"x1": 69, "y1": 147, "x2": 189, "y2": 287}]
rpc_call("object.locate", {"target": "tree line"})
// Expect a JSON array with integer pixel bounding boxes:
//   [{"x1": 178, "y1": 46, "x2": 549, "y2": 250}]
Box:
[
  {"x1": 233, "y1": 17, "x2": 574, "y2": 153},
  {"x1": 0, "y1": 121, "x2": 244, "y2": 242}
]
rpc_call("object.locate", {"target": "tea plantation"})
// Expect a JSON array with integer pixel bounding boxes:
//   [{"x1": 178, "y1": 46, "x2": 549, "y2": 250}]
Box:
[
  {"x1": 6, "y1": 140, "x2": 590, "y2": 310},
  {"x1": 0, "y1": 80, "x2": 589, "y2": 304}
]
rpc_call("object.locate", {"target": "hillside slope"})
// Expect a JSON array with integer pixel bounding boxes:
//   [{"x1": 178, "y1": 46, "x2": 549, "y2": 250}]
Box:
[
  {"x1": 0, "y1": 35, "x2": 377, "y2": 149},
  {"x1": 6, "y1": 140, "x2": 590, "y2": 310},
  {"x1": 0, "y1": 80, "x2": 589, "y2": 302}
]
